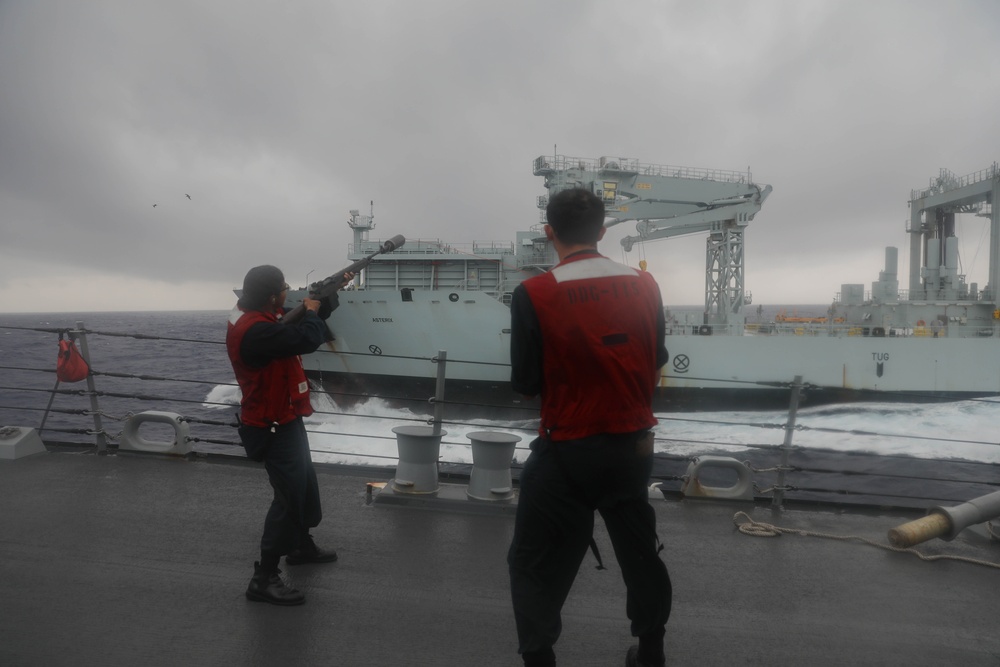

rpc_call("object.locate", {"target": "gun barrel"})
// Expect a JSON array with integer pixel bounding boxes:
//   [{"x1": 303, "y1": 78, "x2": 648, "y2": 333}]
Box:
[
  {"x1": 282, "y1": 234, "x2": 406, "y2": 325},
  {"x1": 382, "y1": 235, "x2": 405, "y2": 253}
]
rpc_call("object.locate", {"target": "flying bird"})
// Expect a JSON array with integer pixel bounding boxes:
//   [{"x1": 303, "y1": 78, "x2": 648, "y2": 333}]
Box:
[
  {"x1": 185, "y1": 194, "x2": 191, "y2": 200},
  {"x1": 153, "y1": 204, "x2": 158, "y2": 207}
]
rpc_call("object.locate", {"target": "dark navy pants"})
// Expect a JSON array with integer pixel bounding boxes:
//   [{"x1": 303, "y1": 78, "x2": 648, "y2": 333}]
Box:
[
  {"x1": 507, "y1": 432, "x2": 672, "y2": 658},
  {"x1": 246, "y1": 417, "x2": 322, "y2": 562}
]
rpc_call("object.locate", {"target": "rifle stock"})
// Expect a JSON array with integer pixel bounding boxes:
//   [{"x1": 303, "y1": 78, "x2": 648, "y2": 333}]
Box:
[{"x1": 282, "y1": 234, "x2": 406, "y2": 324}]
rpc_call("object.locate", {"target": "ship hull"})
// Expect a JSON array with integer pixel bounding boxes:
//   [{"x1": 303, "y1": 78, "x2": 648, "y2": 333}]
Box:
[
  {"x1": 302, "y1": 289, "x2": 1000, "y2": 412},
  {"x1": 659, "y1": 333, "x2": 1000, "y2": 408}
]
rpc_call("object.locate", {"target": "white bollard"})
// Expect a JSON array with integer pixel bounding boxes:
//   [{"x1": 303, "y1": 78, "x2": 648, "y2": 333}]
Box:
[
  {"x1": 391, "y1": 425, "x2": 445, "y2": 494},
  {"x1": 466, "y1": 431, "x2": 521, "y2": 501}
]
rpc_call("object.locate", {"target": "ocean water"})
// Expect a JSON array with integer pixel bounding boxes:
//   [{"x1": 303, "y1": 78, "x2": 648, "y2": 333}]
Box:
[
  {"x1": 2, "y1": 310, "x2": 999, "y2": 508},
  {"x1": 0, "y1": 310, "x2": 541, "y2": 464}
]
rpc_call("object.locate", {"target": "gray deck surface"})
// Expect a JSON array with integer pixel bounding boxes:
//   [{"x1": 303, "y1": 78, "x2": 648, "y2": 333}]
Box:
[{"x1": 2, "y1": 450, "x2": 999, "y2": 667}]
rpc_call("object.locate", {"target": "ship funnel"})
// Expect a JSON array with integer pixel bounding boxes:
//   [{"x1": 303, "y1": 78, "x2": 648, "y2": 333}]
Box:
[{"x1": 884, "y1": 247, "x2": 897, "y2": 275}]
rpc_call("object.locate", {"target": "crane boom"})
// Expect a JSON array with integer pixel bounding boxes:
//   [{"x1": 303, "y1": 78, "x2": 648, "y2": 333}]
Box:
[{"x1": 533, "y1": 154, "x2": 772, "y2": 328}]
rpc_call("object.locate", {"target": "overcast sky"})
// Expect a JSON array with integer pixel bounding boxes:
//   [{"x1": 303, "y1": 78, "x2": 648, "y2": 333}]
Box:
[{"x1": 1, "y1": 0, "x2": 998, "y2": 313}]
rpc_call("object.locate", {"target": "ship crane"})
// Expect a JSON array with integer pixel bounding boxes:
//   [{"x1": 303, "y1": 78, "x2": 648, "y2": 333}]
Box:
[{"x1": 533, "y1": 154, "x2": 771, "y2": 328}]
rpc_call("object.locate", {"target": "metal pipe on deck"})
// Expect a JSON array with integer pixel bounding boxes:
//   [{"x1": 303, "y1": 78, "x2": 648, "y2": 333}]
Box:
[{"x1": 888, "y1": 489, "x2": 1000, "y2": 547}]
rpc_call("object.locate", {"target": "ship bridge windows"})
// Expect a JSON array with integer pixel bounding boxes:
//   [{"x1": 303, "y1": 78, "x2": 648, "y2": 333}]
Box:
[{"x1": 597, "y1": 180, "x2": 618, "y2": 203}]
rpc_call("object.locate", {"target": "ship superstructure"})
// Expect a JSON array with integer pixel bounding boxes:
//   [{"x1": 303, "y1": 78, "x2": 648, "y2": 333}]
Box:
[
  {"x1": 832, "y1": 164, "x2": 1000, "y2": 338},
  {"x1": 343, "y1": 205, "x2": 555, "y2": 303},
  {"x1": 340, "y1": 153, "x2": 772, "y2": 326}
]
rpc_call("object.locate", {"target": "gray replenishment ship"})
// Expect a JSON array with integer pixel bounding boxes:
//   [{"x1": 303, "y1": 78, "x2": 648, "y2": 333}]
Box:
[{"x1": 292, "y1": 154, "x2": 1000, "y2": 410}]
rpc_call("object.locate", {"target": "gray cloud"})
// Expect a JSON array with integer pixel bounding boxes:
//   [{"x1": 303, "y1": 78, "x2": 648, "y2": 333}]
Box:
[{"x1": 1, "y1": 0, "x2": 999, "y2": 311}]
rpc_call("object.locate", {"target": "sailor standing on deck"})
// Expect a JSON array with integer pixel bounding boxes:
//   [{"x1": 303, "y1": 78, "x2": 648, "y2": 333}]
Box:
[
  {"x1": 507, "y1": 188, "x2": 672, "y2": 667},
  {"x1": 226, "y1": 265, "x2": 345, "y2": 606}
]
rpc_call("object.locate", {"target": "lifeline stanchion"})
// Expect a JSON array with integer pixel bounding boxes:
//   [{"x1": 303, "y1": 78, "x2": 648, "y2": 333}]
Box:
[
  {"x1": 74, "y1": 321, "x2": 108, "y2": 453},
  {"x1": 38, "y1": 375, "x2": 61, "y2": 435},
  {"x1": 772, "y1": 374, "x2": 802, "y2": 509},
  {"x1": 431, "y1": 349, "x2": 447, "y2": 436}
]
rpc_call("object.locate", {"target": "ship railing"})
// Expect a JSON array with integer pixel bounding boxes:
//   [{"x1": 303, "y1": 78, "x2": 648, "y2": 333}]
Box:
[
  {"x1": 447, "y1": 279, "x2": 505, "y2": 299},
  {"x1": 351, "y1": 239, "x2": 517, "y2": 260},
  {"x1": 533, "y1": 154, "x2": 751, "y2": 184},
  {"x1": 2, "y1": 319, "x2": 1000, "y2": 512},
  {"x1": 471, "y1": 240, "x2": 516, "y2": 255},
  {"x1": 834, "y1": 288, "x2": 925, "y2": 303},
  {"x1": 834, "y1": 288, "x2": 875, "y2": 303},
  {"x1": 911, "y1": 162, "x2": 1000, "y2": 201},
  {"x1": 664, "y1": 320, "x2": 999, "y2": 339},
  {"x1": 836, "y1": 286, "x2": 992, "y2": 306},
  {"x1": 350, "y1": 239, "x2": 472, "y2": 257},
  {"x1": 515, "y1": 251, "x2": 556, "y2": 270}
]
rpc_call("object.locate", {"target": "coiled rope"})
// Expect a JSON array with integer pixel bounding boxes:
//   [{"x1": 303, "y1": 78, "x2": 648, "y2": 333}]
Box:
[{"x1": 732, "y1": 511, "x2": 1000, "y2": 569}]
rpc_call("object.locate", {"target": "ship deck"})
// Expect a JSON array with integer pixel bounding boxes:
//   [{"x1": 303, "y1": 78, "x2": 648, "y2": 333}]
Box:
[{"x1": 2, "y1": 449, "x2": 1000, "y2": 666}]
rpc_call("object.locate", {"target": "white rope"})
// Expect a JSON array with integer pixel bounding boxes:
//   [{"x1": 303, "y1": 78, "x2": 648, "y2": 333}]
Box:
[
  {"x1": 988, "y1": 521, "x2": 1000, "y2": 541},
  {"x1": 743, "y1": 461, "x2": 793, "y2": 474},
  {"x1": 732, "y1": 511, "x2": 1000, "y2": 569}
]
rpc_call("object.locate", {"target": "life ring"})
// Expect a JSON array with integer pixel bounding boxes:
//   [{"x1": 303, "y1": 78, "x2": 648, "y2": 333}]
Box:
[
  {"x1": 698, "y1": 324, "x2": 712, "y2": 335},
  {"x1": 449, "y1": 293, "x2": 459, "y2": 302}
]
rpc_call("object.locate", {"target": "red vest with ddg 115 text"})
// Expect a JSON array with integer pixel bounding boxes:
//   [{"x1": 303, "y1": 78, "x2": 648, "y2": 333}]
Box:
[
  {"x1": 523, "y1": 253, "x2": 661, "y2": 440},
  {"x1": 226, "y1": 308, "x2": 313, "y2": 427}
]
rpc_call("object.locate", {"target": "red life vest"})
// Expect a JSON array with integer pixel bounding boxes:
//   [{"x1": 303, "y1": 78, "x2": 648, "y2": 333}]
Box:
[
  {"x1": 226, "y1": 307, "x2": 313, "y2": 428},
  {"x1": 521, "y1": 253, "x2": 661, "y2": 440}
]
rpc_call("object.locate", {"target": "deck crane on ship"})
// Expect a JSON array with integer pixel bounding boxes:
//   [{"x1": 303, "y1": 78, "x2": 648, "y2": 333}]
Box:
[{"x1": 532, "y1": 154, "x2": 771, "y2": 330}]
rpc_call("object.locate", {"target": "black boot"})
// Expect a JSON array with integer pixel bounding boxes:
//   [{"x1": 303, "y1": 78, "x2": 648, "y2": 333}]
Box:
[
  {"x1": 286, "y1": 533, "x2": 338, "y2": 565},
  {"x1": 626, "y1": 625, "x2": 666, "y2": 666},
  {"x1": 625, "y1": 645, "x2": 665, "y2": 667},
  {"x1": 245, "y1": 561, "x2": 305, "y2": 606}
]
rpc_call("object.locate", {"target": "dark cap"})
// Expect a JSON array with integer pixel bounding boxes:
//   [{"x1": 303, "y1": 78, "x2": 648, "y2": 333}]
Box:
[{"x1": 240, "y1": 265, "x2": 286, "y2": 309}]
